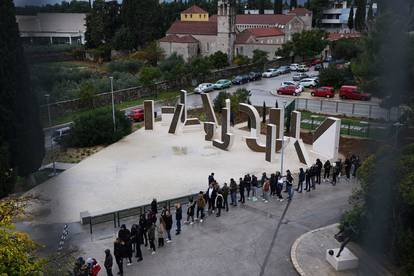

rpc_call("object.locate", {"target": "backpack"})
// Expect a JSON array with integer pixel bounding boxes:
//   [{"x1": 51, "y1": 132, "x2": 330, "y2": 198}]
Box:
[{"x1": 263, "y1": 181, "x2": 270, "y2": 192}]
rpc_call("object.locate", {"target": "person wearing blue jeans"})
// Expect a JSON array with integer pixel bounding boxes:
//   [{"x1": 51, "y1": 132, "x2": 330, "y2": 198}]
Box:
[
  {"x1": 229, "y1": 178, "x2": 238, "y2": 206},
  {"x1": 175, "y1": 203, "x2": 182, "y2": 235},
  {"x1": 286, "y1": 170, "x2": 294, "y2": 201}
]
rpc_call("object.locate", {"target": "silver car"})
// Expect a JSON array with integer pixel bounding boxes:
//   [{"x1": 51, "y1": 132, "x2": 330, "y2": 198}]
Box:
[{"x1": 194, "y1": 83, "x2": 215, "y2": 93}]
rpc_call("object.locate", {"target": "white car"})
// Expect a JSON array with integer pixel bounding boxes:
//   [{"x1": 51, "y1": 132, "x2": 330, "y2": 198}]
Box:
[
  {"x1": 262, "y1": 68, "x2": 278, "y2": 78},
  {"x1": 281, "y1": 81, "x2": 304, "y2": 92},
  {"x1": 194, "y1": 83, "x2": 215, "y2": 93},
  {"x1": 299, "y1": 78, "x2": 318, "y2": 88},
  {"x1": 290, "y1": 63, "x2": 299, "y2": 71}
]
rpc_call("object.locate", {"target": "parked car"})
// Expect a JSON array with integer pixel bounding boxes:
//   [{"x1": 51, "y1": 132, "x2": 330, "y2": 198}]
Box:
[
  {"x1": 248, "y1": 71, "x2": 262, "y2": 81},
  {"x1": 262, "y1": 68, "x2": 278, "y2": 78},
  {"x1": 290, "y1": 63, "x2": 299, "y2": 71},
  {"x1": 311, "y1": 86, "x2": 335, "y2": 98},
  {"x1": 314, "y1": 63, "x2": 323, "y2": 71},
  {"x1": 299, "y1": 78, "x2": 318, "y2": 88},
  {"x1": 232, "y1": 75, "x2": 250, "y2": 85},
  {"x1": 276, "y1": 86, "x2": 302, "y2": 96},
  {"x1": 297, "y1": 64, "x2": 309, "y2": 72},
  {"x1": 339, "y1": 85, "x2": 371, "y2": 100},
  {"x1": 292, "y1": 73, "x2": 309, "y2": 81},
  {"x1": 281, "y1": 81, "x2": 304, "y2": 92},
  {"x1": 126, "y1": 108, "x2": 144, "y2": 122},
  {"x1": 276, "y1": 65, "x2": 291, "y2": 75},
  {"x1": 311, "y1": 58, "x2": 322, "y2": 66},
  {"x1": 214, "y1": 79, "x2": 232, "y2": 89},
  {"x1": 52, "y1": 126, "x2": 72, "y2": 144},
  {"x1": 194, "y1": 83, "x2": 215, "y2": 93}
]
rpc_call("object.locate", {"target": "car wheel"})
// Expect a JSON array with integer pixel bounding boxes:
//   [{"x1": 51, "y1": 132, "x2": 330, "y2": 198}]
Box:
[
  {"x1": 277, "y1": 91, "x2": 281, "y2": 95},
  {"x1": 311, "y1": 92, "x2": 315, "y2": 96}
]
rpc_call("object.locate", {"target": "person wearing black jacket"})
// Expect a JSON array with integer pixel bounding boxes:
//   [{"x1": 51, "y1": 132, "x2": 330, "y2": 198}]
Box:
[
  {"x1": 175, "y1": 203, "x2": 182, "y2": 235},
  {"x1": 305, "y1": 169, "x2": 311, "y2": 192},
  {"x1": 215, "y1": 190, "x2": 224, "y2": 217},
  {"x1": 270, "y1": 173, "x2": 277, "y2": 197},
  {"x1": 206, "y1": 183, "x2": 217, "y2": 214},
  {"x1": 114, "y1": 238, "x2": 124, "y2": 275},
  {"x1": 323, "y1": 160, "x2": 331, "y2": 181},
  {"x1": 221, "y1": 182, "x2": 229, "y2": 211},
  {"x1": 296, "y1": 168, "x2": 305, "y2": 193},
  {"x1": 344, "y1": 157, "x2": 351, "y2": 179},
  {"x1": 151, "y1": 198, "x2": 158, "y2": 215},
  {"x1": 230, "y1": 178, "x2": 238, "y2": 206},
  {"x1": 138, "y1": 214, "x2": 148, "y2": 247},
  {"x1": 244, "y1": 174, "x2": 251, "y2": 200},
  {"x1": 286, "y1": 170, "x2": 294, "y2": 200},
  {"x1": 275, "y1": 172, "x2": 283, "y2": 200},
  {"x1": 118, "y1": 224, "x2": 132, "y2": 266},
  {"x1": 104, "y1": 249, "x2": 113, "y2": 276},
  {"x1": 316, "y1": 159, "x2": 323, "y2": 184},
  {"x1": 164, "y1": 210, "x2": 173, "y2": 242},
  {"x1": 130, "y1": 224, "x2": 143, "y2": 261},
  {"x1": 251, "y1": 175, "x2": 258, "y2": 200},
  {"x1": 238, "y1": 177, "x2": 245, "y2": 204}
]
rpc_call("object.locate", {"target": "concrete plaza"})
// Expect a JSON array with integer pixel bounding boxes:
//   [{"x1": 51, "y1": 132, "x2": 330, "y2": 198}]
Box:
[{"x1": 26, "y1": 121, "x2": 326, "y2": 224}]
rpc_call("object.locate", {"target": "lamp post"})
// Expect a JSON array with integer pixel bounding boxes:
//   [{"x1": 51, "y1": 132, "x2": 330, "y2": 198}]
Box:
[
  {"x1": 110, "y1": 77, "x2": 116, "y2": 132},
  {"x1": 45, "y1": 94, "x2": 56, "y2": 176},
  {"x1": 280, "y1": 101, "x2": 287, "y2": 175},
  {"x1": 393, "y1": 122, "x2": 403, "y2": 147}
]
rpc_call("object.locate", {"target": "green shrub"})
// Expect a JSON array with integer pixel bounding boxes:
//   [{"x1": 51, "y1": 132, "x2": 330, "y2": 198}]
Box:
[
  {"x1": 319, "y1": 65, "x2": 354, "y2": 89},
  {"x1": 209, "y1": 51, "x2": 229, "y2": 69},
  {"x1": 107, "y1": 60, "x2": 143, "y2": 74},
  {"x1": 66, "y1": 107, "x2": 132, "y2": 147},
  {"x1": 213, "y1": 89, "x2": 251, "y2": 113}
]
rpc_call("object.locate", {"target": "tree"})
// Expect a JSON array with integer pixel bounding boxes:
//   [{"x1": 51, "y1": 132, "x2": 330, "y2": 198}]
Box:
[
  {"x1": 348, "y1": 5, "x2": 354, "y2": 30},
  {"x1": 290, "y1": 0, "x2": 297, "y2": 9},
  {"x1": 308, "y1": 0, "x2": 330, "y2": 27},
  {"x1": 187, "y1": 57, "x2": 212, "y2": 82},
  {"x1": 0, "y1": 0, "x2": 44, "y2": 179},
  {"x1": 259, "y1": 0, "x2": 265, "y2": 14},
  {"x1": 139, "y1": 66, "x2": 162, "y2": 87},
  {"x1": 121, "y1": 0, "x2": 161, "y2": 49},
  {"x1": 84, "y1": 0, "x2": 106, "y2": 48},
  {"x1": 78, "y1": 81, "x2": 97, "y2": 108},
  {"x1": 0, "y1": 196, "x2": 44, "y2": 274},
  {"x1": 130, "y1": 41, "x2": 165, "y2": 66},
  {"x1": 331, "y1": 38, "x2": 362, "y2": 60},
  {"x1": 0, "y1": 140, "x2": 15, "y2": 197},
  {"x1": 319, "y1": 65, "x2": 354, "y2": 88},
  {"x1": 275, "y1": 40, "x2": 294, "y2": 58},
  {"x1": 288, "y1": 29, "x2": 328, "y2": 60},
  {"x1": 354, "y1": 0, "x2": 367, "y2": 32},
  {"x1": 213, "y1": 89, "x2": 251, "y2": 113},
  {"x1": 159, "y1": 53, "x2": 186, "y2": 82},
  {"x1": 233, "y1": 55, "x2": 250, "y2": 66},
  {"x1": 209, "y1": 51, "x2": 229, "y2": 69},
  {"x1": 252, "y1": 49, "x2": 269, "y2": 70},
  {"x1": 111, "y1": 26, "x2": 136, "y2": 51},
  {"x1": 274, "y1": 0, "x2": 283, "y2": 14}
]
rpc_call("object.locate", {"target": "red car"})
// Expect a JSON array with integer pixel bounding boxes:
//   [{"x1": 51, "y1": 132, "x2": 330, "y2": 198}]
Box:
[
  {"x1": 276, "y1": 85, "x2": 301, "y2": 96},
  {"x1": 311, "y1": 86, "x2": 335, "y2": 98},
  {"x1": 311, "y1": 58, "x2": 322, "y2": 66},
  {"x1": 127, "y1": 108, "x2": 144, "y2": 121},
  {"x1": 339, "y1": 85, "x2": 371, "y2": 101}
]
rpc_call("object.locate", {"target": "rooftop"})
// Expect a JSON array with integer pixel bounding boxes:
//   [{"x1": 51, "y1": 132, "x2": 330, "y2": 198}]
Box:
[
  {"x1": 159, "y1": 34, "x2": 199, "y2": 43},
  {"x1": 16, "y1": 12, "x2": 86, "y2": 33},
  {"x1": 181, "y1": 5, "x2": 208, "y2": 14},
  {"x1": 167, "y1": 20, "x2": 217, "y2": 35},
  {"x1": 287, "y1": 7, "x2": 312, "y2": 16}
]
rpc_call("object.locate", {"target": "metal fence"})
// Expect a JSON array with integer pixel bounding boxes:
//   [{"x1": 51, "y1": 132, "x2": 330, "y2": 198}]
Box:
[{"x1": 295, "y1": 98, "x2": 401, "y2": 121}]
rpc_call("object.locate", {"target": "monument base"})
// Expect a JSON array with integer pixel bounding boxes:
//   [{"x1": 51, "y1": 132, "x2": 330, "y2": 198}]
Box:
[{"x1": 326, "y1": 248, "x2": 359, "y2": 271}]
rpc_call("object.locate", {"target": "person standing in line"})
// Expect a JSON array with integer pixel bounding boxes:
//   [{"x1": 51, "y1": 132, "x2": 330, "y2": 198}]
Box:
[
  {"x1": 296, "y1": 168, "x2": 305, "y2": 193},
  {"x1": 151, "y1": 198, "x2": 158, "y2": 215},
  {"x1": 316, "y1": 159, "x2": 323, "y2": 184},
  {"x1": 244, "y1": 174, "x2": 251, "y2": 200},
  {"x1": 113, "y1": 238, "x2": 124, "y2": 275},
  {"x1": 138, "y1": 213, "x2": 148, "y2": 247},
  {"x1": 196, "y1": 191, "x2": 206, "y2": 222},
  {"x1": 186, "y1": 198, "x2": 195, "y2": 224},
  {"x1": 238, "y1": 177, "x2": 245, "y2": 204},
  {"x1": 332, "y1": 163, "x2": 338, "y2": 185},
  {"x1": 164, "y1": 209, "x2": 173, "y2": 242},
  {"x1": 215, "y1": 190, "x2": 224, "y2": 217},
  {"x1": 344, "y1": 157, "x2": 351, "y2": 180},
  {"x1": 175, "y1": 203, "x2": 182, "y2": 235},
  {"x1": 251, "y1": 175, "x2": 258, "y2": 201},
  {"x1": 262, "y1": 179, "x2": 270, "y2": 203},
  {"x1": 130, "y1": 224, "x2": 142, "y2": 262},
  {"x1": 118, "y1": 224, "x2": 132, "y2": 266},
  {"x1": 323, "y1": 160, "x2": 331, "y2": 182},
  {"x1": 275, "y1": 172, "x2": 284, "y2": 201},
  {"x1": 286, "y1": 170, "x2": 294, "y2": 201},
  {"x1": 208, "y1": 172, "x2": 215, "y2": 184},
  {"x1": 305, "y1": 169, "x2": 311, "y2": 192},
  {"x1": 148, "y1": 223, "x2": 156, "y2": 255},
  {"x1": 310, "y1": 165, "x2": 316, "y2": 190},
  {"x1": 222, "y1": 182, "x2": 229, "y2": 212},
  {"x1": 229, "y1": 178, "x2": 238, "y2": 206},
  {"x1": 261, "y1": 172, "x2": 268, "y2": 199},
  {"x1": 158, "y1": 216, "x2": 165, "y2": 248},
  {"x1": 207, "y1": 183, "x2": 216, "y2": 214},
  {"x1": 104, "y1": 249, "x2": 113, "y2": 276},
  {"x1": 270, "y1": 173, "x2": 277, "y2": 197}
]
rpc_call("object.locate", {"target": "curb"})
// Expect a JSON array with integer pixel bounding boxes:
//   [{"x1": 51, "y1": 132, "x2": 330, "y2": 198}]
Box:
[{"x1": 290, "y1": 223, "x2": 339, "y2": 276}]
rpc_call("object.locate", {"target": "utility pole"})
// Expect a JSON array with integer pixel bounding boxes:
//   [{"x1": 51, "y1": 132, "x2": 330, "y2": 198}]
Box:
[
  {"x1": 110, "y1": 77, "x2": 116, "y2": 132},
  {"x1": 45, "y1": 94, "x2": 57, "y2": 176}
]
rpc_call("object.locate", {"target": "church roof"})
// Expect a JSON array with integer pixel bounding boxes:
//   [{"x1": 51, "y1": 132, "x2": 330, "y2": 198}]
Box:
[
  {"x1": 235, "y1": 28, "x2": 284, "y2": 44},
  {"x1": 287, "y1": 7, "x2": 312, "y2": 16},
  {"x1": 327, "y1": 32, "x2": 361, "y2": 41},
  {"x1": 166, "y1": 20, "x2": 217, "y2": 35},
  {"x1": 181, "y1": 5, "x2": 208, "y2": 14},
  {"x1": 159, "y1": 34, "x2": 199, "y2": 43},
  {"x1": 209, "y1": 14, "x2": 295, "y2": 26}
]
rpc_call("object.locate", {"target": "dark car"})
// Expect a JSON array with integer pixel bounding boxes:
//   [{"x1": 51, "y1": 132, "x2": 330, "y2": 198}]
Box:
[
  {"x1": 248, "y1": 71, "x2": 262, "y2": 81},
  {"x1": 277, "y1": 66, "x2": 291, "y2": 74},
  {"x1": 232, "y1": 75, "x2": 250, "y2": 85}
]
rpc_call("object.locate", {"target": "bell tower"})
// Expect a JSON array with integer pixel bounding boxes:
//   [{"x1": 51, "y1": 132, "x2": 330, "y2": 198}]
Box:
[{"x1": 216, "y1": 0, "x2": 236, "y2": 63}]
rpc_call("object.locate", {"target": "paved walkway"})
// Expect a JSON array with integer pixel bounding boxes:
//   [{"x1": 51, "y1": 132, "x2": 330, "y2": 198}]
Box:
[
  {"x1": 291, "y1": 224, "x2": 393, "y2": 276},
  {"x1": 40, "y1": 162, "x2": 76, "y2": 171},
  {"x1": 24, "y1": 178, "x2": 357, "y2": 276}
]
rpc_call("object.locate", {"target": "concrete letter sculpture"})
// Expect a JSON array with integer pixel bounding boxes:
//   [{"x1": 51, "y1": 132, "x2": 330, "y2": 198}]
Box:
[
  {"x1": 265, "y1": 124, "x2": 276, "y2": 162},
  {"x1": 212, "y1": 99, "x2": 234, "y2": 150},
  {"x1": 161, "y1": 106, "x2": 175, "y2": 126},
  {"x1": 312, "y1": 117, "x2": 341, "y2": 160},
  {"x1": 144, "y1": 100, "x2": 154, "y2": 130},
  {"x1": 201, "y1": 93, "x2": 218, "y2": 141},
  {"x1": 289, "y1": 111, "x2": 301, "y2": 139},
  {"x1": 239, "y1": 103, "x2": 266, "y2": 152},
  {"x1": 269, "y1": 108, "x2": 286, "y2": 152},
  {"x1": 180, "y1": 90, "x2": 187, "y2": 123},
  {"x1": 168, "y1": 104, "x2": 184, "y2": 134}
]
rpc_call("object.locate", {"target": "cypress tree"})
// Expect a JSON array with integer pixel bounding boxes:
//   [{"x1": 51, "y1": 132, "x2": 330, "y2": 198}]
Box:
[
  {"x1": 0, "y1": 0, "x2": 44, "y2": 180},
  {"x1": 355, "y1": 0, "x2": 367, "y2": 31},
  {"x1": 348, "y1": 5, "x2": 354, "y2": 30},
  {"x1": 290, "y1": 0, "x2": 297, "y2": 9},
  {"x1": 259, "y1": 0, "x2": 265, "y2": 14},
  {"x1": 274, "y1": 0, "x2": 283, "y2": 14}
]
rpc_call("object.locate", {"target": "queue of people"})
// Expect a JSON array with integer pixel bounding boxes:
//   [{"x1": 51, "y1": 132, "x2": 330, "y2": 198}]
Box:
[{"x1": 74, "y1": 155, "x2": 360, "y2": 276}]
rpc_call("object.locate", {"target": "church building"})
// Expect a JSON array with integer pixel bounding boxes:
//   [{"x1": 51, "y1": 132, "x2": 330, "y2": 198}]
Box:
[{"x1": 159, "y1": 1, "x2": 312, "y2": 62}]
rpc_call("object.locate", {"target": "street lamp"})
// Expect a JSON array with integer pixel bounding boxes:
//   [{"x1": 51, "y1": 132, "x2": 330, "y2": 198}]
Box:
[
  {"x1": 110, "y1": 77, "x2": 116, "y2": 132},
  {"x1": 280, "y1": 101, "x2": 287, "y2": 175},
  {"x1": 393, "y1": 122, "x2": 404, "y2": 147},
  {"x1": 45, "y1": 94, "x2": 56, "y2": 176}
]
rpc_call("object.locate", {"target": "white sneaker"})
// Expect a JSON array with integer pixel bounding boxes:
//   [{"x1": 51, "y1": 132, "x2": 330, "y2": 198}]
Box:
[
  {"x1": 265, "y1": 200, "x2": 268, "y2": 203},
  {"x1": 167, "y1": 240, "x2": 172, "y2": 243},
  {"x1": 190, "y1": 222, "x2": 194, "y2": 225},
  {"x1": 152, "y1": 251, "x2": 156, "y2": 255},
  {"x1": 200, "y1": 219, "x2": 203, "y2": 223},
  {"x1": 127, "y1": 263, "x2": 132, "y2": 266}
]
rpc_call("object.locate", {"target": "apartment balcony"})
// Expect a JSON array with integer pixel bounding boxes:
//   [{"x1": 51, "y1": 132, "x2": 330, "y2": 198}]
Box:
[
  {"x1": 321, "y1": 18, "x2": 341, "y2": 24},
  {"x1": 323, "y1": 8, "x2": 343, "y2": 15}
]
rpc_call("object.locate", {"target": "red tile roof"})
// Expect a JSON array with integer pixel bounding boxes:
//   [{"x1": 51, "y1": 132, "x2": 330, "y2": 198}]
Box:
[
  {"x1": 210, "y1": 14, "x2": 295, "y2": 25},
  {"x1": 287, "y1": 7, "x2": 312, "y2": 16},
  {"x1": 248, "y1": 27, "x2": 284, "y2": 37},
  {"x1": 327, "y1": 32, "x2": 362, "y2": 41},
  {"x1": 166, "y1": 20, "x2": 217, "y2": 35},
  {"x1": 181, "y1": 5, "x2": 208, "y2": 14},
  {"x1": 235, "y1": 28, "x2": 284, "y2": 44},
  {"x1": 159, "y1": 34, "x2": 199, "y2": 43}
]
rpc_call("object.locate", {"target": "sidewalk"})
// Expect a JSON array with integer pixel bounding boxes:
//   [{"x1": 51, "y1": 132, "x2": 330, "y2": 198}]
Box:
[{"x1": 290, "y1": 224, "x2": 393, "y2": 276}]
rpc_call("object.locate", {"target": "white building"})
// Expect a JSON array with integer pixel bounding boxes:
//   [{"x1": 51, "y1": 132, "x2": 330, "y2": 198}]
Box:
[{"x1": 16, "y1": 13, "x2": 87, "y2": 45}]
